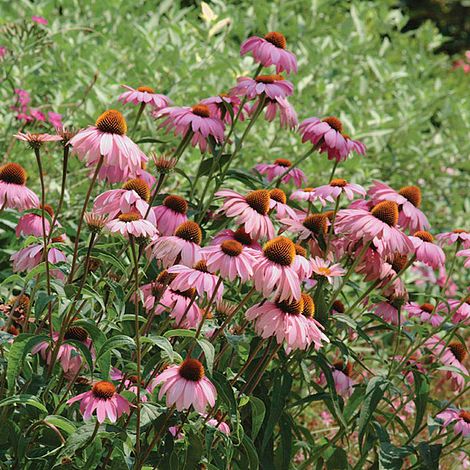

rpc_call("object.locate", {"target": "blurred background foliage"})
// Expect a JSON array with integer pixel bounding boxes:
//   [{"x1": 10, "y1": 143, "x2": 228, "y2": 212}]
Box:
[{"x1": 1, "y1": 0, "x2": 469, "y2": 235}]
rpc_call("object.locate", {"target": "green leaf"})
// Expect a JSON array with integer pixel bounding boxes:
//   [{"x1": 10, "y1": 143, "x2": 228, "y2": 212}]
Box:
[
  {"x1": 249, "y1": 396, "x2": 266, "y2": 440},
  {"x1": 240, "y1": 434, "x2": 259, "y2": 470},
  {"x1": 0, "y1": 394, "x2": 47, "y2": 413},
  {"x1": 212, "y1": 371, "x2": 237, "y2": 416},
  {"x1": 412, "y1": 370, "x2": 429, "y2": 436},
  {"x1": 44, "y1": 415, "x2": 77, "y2": 435},
  {"x1": 7, "y1": 334, "x2": 49, "y2": 394},
  {"x1": 416, "y1": 442, "x2": 442, "y2": 469},
  {"x1": 163, "y1": 329, "x2": 196, "y2": 339},
  {"x1": 326, "y1": 447, "x2": 349, "y2": 470},
  {"x1": 143, "y1": 335, "x2": 174, "y2": 362},
  {"x1": 64, "y1": 339, "x2": 94, "y2": 374},
  {"x1": 96, "y1": 335, "x2": 135, "y2": 359},
  {"x1": 197, "y1": 338, "x2": 214, "y2": 374}
]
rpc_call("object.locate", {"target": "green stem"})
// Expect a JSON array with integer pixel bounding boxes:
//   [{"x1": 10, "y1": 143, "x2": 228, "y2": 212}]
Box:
[
  {"x1": 328, "y1": 159, "x2": 339, "y2": 182},
  {"x1": 132, "y1": 102, "x2": 146, "y2": 134}
]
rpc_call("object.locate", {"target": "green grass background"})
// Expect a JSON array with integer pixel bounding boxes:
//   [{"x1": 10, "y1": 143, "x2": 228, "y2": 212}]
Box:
[{"x1": 1, "y1": 0, "x2": 469, "y2": 231}]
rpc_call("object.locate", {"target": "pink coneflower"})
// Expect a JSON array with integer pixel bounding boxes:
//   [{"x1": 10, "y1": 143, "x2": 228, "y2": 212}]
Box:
[
  {"x1": 149, "y1": 221, "x2": 202, "y2": 268},
  {"x1": 107, "y1": 212, "x2": 156, "y2": 239},
  {"x1": 201, "y1": 240, "x2": 255, "y2": 282},
  {"x1": 230, "y1": 75, "x2": 293, "y2": 101},
  {"x1": 253, "y1": 237, "x2": 301, "y2": 301},
  {"x1": 409, "y1": 231, "x2": 445, "y2": 269},
  {"x1": 93, "y1": 178, "x2": 153, "y2": 220},
  {"x1": 373, "y1": 298, "x2": 403, "y2": 325},
  {"x1": 301, "y1": 293, "x2": 329, "y2": 350},
  {"x1": 153, "y1": 195, "x2": 188, "y2": 236},
  {"x1": 335, "y1": 201, "x2": 414, "y2": 256},
  {"x1": 16, "y1": 205, "x2": 54, "y2": 237},
  {"x1": 0, "y1": 46, "x2": 7, "y2": 59},
  {"x1": 240, "y1": 31, "x2": 297, "y2": 74},
  {"x1": 290, "y1": 187, "x2": 316, "y2": 203},
  {"x1": 299, "y1": 116, "x2": 365, "y2": 162},
  {"x1": 200, "y1": 94, "x2": 246, "y2": 124},
  {"x1": 11, "y1": 244, "x2": 66, "y2": 279},
  {"x1": 268, "y1": 188, "x2": 300, "y2": 220},
  {"x1": 368, "y1": 181, "x2": 429, "y2": 233},
  {"x1": 280, "y1": 213, "x2": 329, "y2": 242},
  {"x1": 110, "y1": 368, "x2": 153, "y2": 401},
  {"x1": 153, "y1": 358, "x2": 217, "y2": 412},
  {"x1": 32, "y1": 16, "x2": 48, "y2": 25},
  {"x1": 457, "y1": 248, "x2": 470, "y2": 268},
  {"x1": 404, "y1": 302, "x2": 444, "y2": 327},
  {"x1": 255, "y1": 158, "x2": 305, "y2": 187},
  {"x1": 69, "y1": 110, "x2": 147, "y2": 181},
  {"x1": 311, "y1": 257, "x2": 345, "y2": 284},
  {"x1": 118, "y1": 85, "x2": 171, "y2": 110},
  {"x1": 258, "y1": 96, "x2": 298, "y2": 129},
  {"x1": 48, "y1": 112, "x2": 63, "y2": 128},
  {"x1": 438, "y1": 298, "x2": 470, "y2": 324},
  {"x1": 425, "y1": 336, "x2": 468, "y2": 392},
  {"x1": 168, "y1": 260, "x2": 223, "y2": 301},
  {"x1": 292, "y1": 244, "x2": 313, "y2": 280},
  {"x1": 158, "y1": 287, "x2": 202, "y2": 328},
  {"x1": 206, "y1": 414, "x2": 231, "y2": 435},
  {"x1": 436, "y1": 408, "x2": 470, "y2": 437},
  {"x1": 0, "y1": 163, "x2": 39, "y2": 211},
  {"x1": 437, "y1": 229, "x2": 470, "y2": 248},
  {"x1": 312, "y1": 178, "x2": 366, "y2": 206},
  {"x1": 67, "y1": 380, "x2": 130, "y2": 423},
  {"x1": 211, "y1": 226, "x2": 262, "y2": 251},
  {"x1": 14, "y1": 131, "x2": 62, "y2": 148},
  {"x1": 216, "y1": 189, "x2": 275, "y2": 240},
  {"x1": 323, "y1": 361, "x2": 355, "y2": 397},
  {"x1": 155, "y1": 104, "x2": 225, "y2": 152}
]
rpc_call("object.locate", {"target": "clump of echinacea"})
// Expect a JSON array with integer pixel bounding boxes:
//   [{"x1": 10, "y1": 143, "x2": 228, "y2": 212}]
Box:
[
  {"x1": 69, "y1": 109, "x2": 147, "y2": 182},
  {"x1": 299, "y1": 116, "x2": 365, "y2": 162},
  {"x1": 155, "y1": 103, "x2": 225, "y2": 152},
  {"x1": 67, "y1": 380, "x2": 131, "y2": 423},
  {"x1": 0, "y1": 162, "x2": 39, "y2": 211},
  {"x1": 240, "y1": 31, "x2": 297, "y2": 74},
  {"x1": 153, "y1": 358, "x2": 217, "y2": 413},
  {"x1": 118, "y1": 84, "x2": 171, "y2": 110},
  {"x1": 254, "y1": 158, "x2": 306, "y2": 187}
]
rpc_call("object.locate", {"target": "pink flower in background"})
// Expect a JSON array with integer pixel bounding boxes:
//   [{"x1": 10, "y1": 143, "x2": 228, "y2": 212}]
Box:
[
  {"x1": 0, "y1": 162, "x2": 39, "y2": 211},
  {"x1": 200, "y1": 94, "x2": 247, "y2": 124},
  {"x1": 409, "y1": 231, "x2": 445, "y2": 269},
  {"x1": 230, "y1": 75, "x2": 293, "y2": 101},
  {"x1": 436, "y1": 408, "x2": 470, "y2": 437},
  {"x1": 437, "y1": 229, "x2": 470, "y2": 247},
  {"x1": 373, "y1": 300, "x2": 401, "y2": 325},
  {"x1": 67, "y1": 381, "x2": 130, "y2": 423},
  {"x1": 437, "y1": 298, "x2": 470, "y2": 324},
  {"x1": 211, "y1": 227, "x2": 262, "y2": 251},
  {"x1": 118, "y1": 85, "x2": 171, "y2": 110},
  {"x1": 107, "y1": 212, "x2": 157, "y2": 239},
  {"x1": 280, "y1": 213, "x2": 329, "y2": 242},
  {"x1": 157, "y1": 288, "x2": 202, "y2": 328},
  {"x1": 261, "y1": 96, "x2": 298, "y2": 129},
  {"x1": 206, "y1": 416, "x2": 231, "y2": 435},
  {"x1": 155, "y1": 104, "x2": 225, "y2": 152},
  {"x1": 16, "y1": 205, "x2": 55, "y2": 238},
  {"x1": 404, "y1": 302, "x2": 444, "y2": 327},
  {"x1": 32, "y1": 16, "x2": 48, "y2": 25},
  {"x1": 153, "y1": 359, "x2": 217, "y2": 412},
  {"x1": 240, "y1": 32, "x2": 297, "y2": 74},
  {"x1": 29, "y1": 108, "x2": 46, "y2": 121},
  {"x1": 320, "y1": 361, "x2": 355, "y2": 397},
  {"x1": 255, "y1": 158, "x2": 305, "y2": 187},
  {"x1": 293, "y1": 244, "x2": 313, "y2": 280},
  {"x1": 110, "y1": 368, "x2": 153, "y2": 401},
  {"x1": 253, "y1": 237, "x2": 301, "y2": 302},
  {"x1": 269, "y1": 188, "x2": 299, "y2": 220},
  {"x1": 15, "y1": 88, "x2": 30, "y2": 107},
  {"x1": 457, "y1": 248, "x2": 470, "y2": 268},
  {"x1": 216, "y1": 189, "x2": 275, "y2": 240},
  {"x1": 368, "y1": 181, "x2": 429, "y2": 233},
  {"x1": 0, "y1": 47, "x2": 7, "y2": 59},
  {"x1": 290, "y1": 187, "x2": 316, "y2": 203},
  {"x1": 311, "y1": 178, "x2": 366, "y2": 206},
  {"x1": 11, "y1": 244, "x2": 66, "y2": 279},
  {"x1": 48, "y1": 112, "x2": 63, "y2": 128},
  {"x1": 153, "y1": 195, "x2": 188, "y2": 236},
  {"x1": 311, "y1": 257, "x2": 345, "y2": 284},
  {"x1": 70, "y1": 110, "x2": 148, "y2": 181}
]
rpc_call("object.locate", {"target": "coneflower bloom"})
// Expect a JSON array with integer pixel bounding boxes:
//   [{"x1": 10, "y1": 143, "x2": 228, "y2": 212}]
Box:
[
  {"x1": 153, "y1": 195, "x2": 188, "y2": 236},
  {"x1": 404, "y1": 302, "x2": 444, "y2": 327},
  {"x1": 211, "y1": 227, "x2": 262, "y2": 251},
  {"x1": 409, "y1": 231, "x2": 445, "y2": 269},
  {"x1": 437, "y1": 229, "x2": 470, "y2": 248},
  {"x1": 335, "y1": 201, "x2": 414, "y2": 256},
  {"x1": 118, "y1": 85, "x2": 171, "y2": 110},
  {"x1": 107, "y1": 212, "x2": 157, "y2": 239},
  {"x1": 255, "y1": 158, "x2": 306, "y2": 187},
  {"x1": 67, "y1": 381, "x2": 130, "y2": 423},
  {"x1": 153, "y1": 358, "x2": 217, "y2": 412},
  {"x1": 368, "y1": 181, "x2": 429, "y2": 233},
  {"x1": 263, "y1": 96, "x2": 297, "y2": 129},
  {"x1": 372, "y1": 298, "x2": 405, "y2": 325},
  {"x1": 299, "y1": 116, "x2": 365, "y2": 162},
  {"x1": 253, "y1": 236, "x2": 301, "y2": 301},
  {"x1": 269, "y1": 188, "x2": 299, "y2": 219},
  {"x1": 110, "y1": 368, "x2": 153, "y2": 401},
  {"x1": 425, "y1": 336, "x2": 468, "y2": 391},
  {"x1": 457, "y1": 248, "x2": 470, "y2": 268},
  {"x1": 155, "y1": 104, "x2": 225, "y2": 152},
  {"x1": 150, "y1": 221, "x2": 202, "y2": 268},
  {"x1": 230, "y1": 75, "x2": 293, "y2": 101},
  {"x1": 200, "y1": 94, "x2": 246, "y2": 124},
  {"x1": 11, "y1": 244, "x2": 66, "y2": 279},
  {"x1": 168, "y1": 260, "x2": 223, "y2": 301},
  {"x1": 438, "y1": 298, "x2": 470, "y2": 324},
  {"x1": 325, "y1": 361, "x2": 355, "y2": 397},
  {"x1": 436, "y1": 408, "x2": 470, "y2": 437},
  {"x1": 0, "y1": 163, "x2": 39, "y2": 211},
  {"x1": 240, "y1": 31, "x2": 297, "y2": 74},
  {"x1": 16, "y1": 205, "x2": 54, "y2": 237},
  {"x1": 216, "y1": 189, "x2": 275, "y2": 240},
  {"x1": 14, "y1": 131, "x2": 62, "y2": 148},
  {"x1": 93, "y1": 178, "x2": 153, "y2": 220},
  {"x1": 311, "y1": 178, "x2": 366, "y2": 206},
  {"x1": 311, "y1": 257, "x2": 345, "y2": 284},
  {"x1": 293, "y1": 244, "x2": 313, "y2": 280},
  {"x1": 139, "y1": 270, "x2": 176, "y2": 311},
  {"x1": 206, "y1": 414, "x2": 231, "y2": 435},
  {"x1": 159, "y1": 288, "x2": 202, "y2": 328},
  {"x1": 69, "y1": 110, "x2": 147, "y2": 181},
  {"x1": 301, "y1": 293, "x2": 329, "y2": 350},
  {"x1": 202, "y1": 240, "x2": 256, "y2": 282},
  {"x1": 280, "y1": 213, "x2": 329, "y2": 242},
  {"x1": 290, "y1": 187, "x2": 316, "y2": 203}
]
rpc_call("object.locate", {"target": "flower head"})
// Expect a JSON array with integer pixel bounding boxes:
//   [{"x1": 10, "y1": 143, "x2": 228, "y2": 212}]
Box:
[
  {"x1": 0, "y1": 163, "x2": 39, "y2": 211},
  {"x1": 14, "y1": 131, "x2": 62, "y2": 149},
  {"x1": 409, "y1": 231, "x2": 445, "y2": 269},
  {"x1": 404, "y1": 302, "x2": 444, "y2": 327},
  {"x1": 436, "y1": 408, "x2": 470, "y2": 437},
  {"x1": 118, "y1": 85, "x2": 171, "y2": 110},
  {"x1": 153, "y1": 195, "x2": 189, "y2": 236},
  {"x1": 311, "y1": 257, "x2": 346, "y2": 284},
  {"x1": 200, "y1": 94, "x2": 247, "y2": 124},
  {"x1": 311, "y1": 179, "x2": 366, "y2": 206},
  {"x1": 437, "y1": 229, "x2": 470, "y2": 248},
  {"x1": 107, "y1": 212, "x2": 157, "y2": 239},
  {"x1": 230, "y1": 75, "x2": 293, "y2": 101},
  {"x1": 255, "y1": 158, "x2": 305, "y2": 187},
  {"x1": 11, "y1": 244, "x2": 66, "y2": 279}
]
